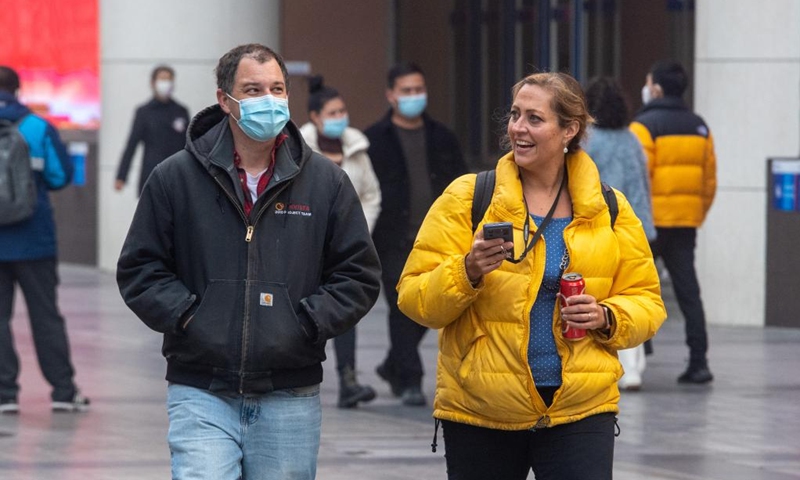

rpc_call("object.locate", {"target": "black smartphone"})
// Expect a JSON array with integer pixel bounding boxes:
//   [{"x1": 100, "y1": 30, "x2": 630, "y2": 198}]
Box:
[{"x1": 483, "y1": 222, "x2": 513, "y2": 243}]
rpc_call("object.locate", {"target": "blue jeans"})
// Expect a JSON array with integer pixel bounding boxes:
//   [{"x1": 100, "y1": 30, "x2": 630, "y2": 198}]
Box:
[{"x1": 167, "y1": 383, "x2": 321, "y2": 480}]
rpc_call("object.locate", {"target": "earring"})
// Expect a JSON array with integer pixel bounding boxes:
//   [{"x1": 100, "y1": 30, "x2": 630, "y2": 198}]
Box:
[{"x1": 563, "y1": 146, "x2": 568, "y2": 154}]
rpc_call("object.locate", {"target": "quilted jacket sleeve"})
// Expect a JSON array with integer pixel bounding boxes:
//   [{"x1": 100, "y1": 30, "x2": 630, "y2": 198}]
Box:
[
  {"x1": 397, "y1": 174, "x2": 481, "y2": 329},
  {"x1": 593, "y1": 190, "x2": 666, "y2": 350}
]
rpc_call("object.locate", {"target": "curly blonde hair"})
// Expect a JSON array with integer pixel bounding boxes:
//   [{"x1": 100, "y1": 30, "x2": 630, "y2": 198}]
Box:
[{"x1": 500, "y1": 72, "x2": 593, "y2": 153}]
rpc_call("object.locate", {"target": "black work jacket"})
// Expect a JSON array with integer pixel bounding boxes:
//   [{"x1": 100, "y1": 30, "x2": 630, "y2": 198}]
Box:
[{"x1": 117, "y1": 105, "x2": 381, "y2": 395}]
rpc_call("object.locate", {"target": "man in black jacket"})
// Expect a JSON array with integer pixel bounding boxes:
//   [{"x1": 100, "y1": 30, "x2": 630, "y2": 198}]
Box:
[
  {"x1": 365, "y1": 63, "x2": 467, "y2": 406},
  {"x1": 117, "y1": 44, "x2": 381, "y2": 479},
  {"x1": 114, "y1": 65, "x2": 190, "y2": 195}
]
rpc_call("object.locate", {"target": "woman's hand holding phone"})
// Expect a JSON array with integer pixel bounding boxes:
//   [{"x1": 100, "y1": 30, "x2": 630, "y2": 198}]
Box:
[{"x1": 465, "y1": 223, "x2": 514, "y2": 286}]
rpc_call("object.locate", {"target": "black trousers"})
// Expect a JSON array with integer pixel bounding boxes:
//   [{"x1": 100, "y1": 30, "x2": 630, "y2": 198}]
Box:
[
  {"x1": 377, "y1": 242, "x2": 428, "y2": 389},
  {"x1": 651, "y1": 227, "x2": 709, "y2": 365},
  {"x1": 334, "y1": 327, "x2": 356, "y2": 374},
  {"x1": 0, "y1": 259, "x2": 77, "y2": 401},
  {"x1": 442, "y1": 414, "x2": 616, "y2": 480}
]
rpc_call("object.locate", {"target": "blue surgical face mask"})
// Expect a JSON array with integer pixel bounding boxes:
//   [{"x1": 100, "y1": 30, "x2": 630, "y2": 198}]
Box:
[
  {"x1": 397, "y1": 93, "x2": 427, "y2": 118},
  {"x1": 321, "y1": 115, "x2": 348, "y2": 139},
  {"x1": 227, "y1": 93, "x2": 290, "y2": 142}
]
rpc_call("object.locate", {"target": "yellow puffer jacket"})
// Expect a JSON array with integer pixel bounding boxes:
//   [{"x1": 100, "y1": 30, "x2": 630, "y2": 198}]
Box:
[
  {"x1": 630, "y1": 98, "x2": 717, "y2": 227},
  {"x1": 397, "y1": 151, "x2": 666, "y2": 430}
]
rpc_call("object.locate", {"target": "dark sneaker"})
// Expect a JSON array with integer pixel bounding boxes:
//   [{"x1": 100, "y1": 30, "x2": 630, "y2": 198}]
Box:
[
  {"x1": 338, "y1": 383, "x2": 377, "y2": 409},
  {"x1": 677, "y1": 366, "x2": 714, "y2": 384},
  {"x1": 400, "y1": 387, "x2": 426, "y2": 406},
  {"x1": 0, "y1": 397, "x2": 19, "y2": 415},
  {"x1": 376, "y1": 364, "x2": 403, "y2": 397},
  {"x1": 52, "y1": 392, "x2": 90, "y2": 413}
]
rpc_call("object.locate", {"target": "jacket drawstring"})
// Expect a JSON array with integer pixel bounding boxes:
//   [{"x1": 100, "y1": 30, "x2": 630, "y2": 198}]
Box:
[
  {"x1": 614, "y1": 417, "x2": 621, "y2": 437},
  {"x1": 431, "y1": 418, "x2": 440, "y2": 453}
]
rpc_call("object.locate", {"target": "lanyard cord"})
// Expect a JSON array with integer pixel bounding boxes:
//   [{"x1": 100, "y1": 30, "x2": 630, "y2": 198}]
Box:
[{"x1": 507, "y1": 168, "x2": 567, "y2": 265}]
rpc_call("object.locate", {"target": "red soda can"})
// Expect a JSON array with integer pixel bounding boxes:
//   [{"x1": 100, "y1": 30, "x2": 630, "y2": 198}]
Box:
[{"x1": 560, "y1": 272, "x2": 586, "y2": 340}]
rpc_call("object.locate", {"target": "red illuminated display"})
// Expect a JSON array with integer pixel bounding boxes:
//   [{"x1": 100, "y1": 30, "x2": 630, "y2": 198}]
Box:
[{"x1": 0, "y1": 0, "x2": 99, "y2": 129}]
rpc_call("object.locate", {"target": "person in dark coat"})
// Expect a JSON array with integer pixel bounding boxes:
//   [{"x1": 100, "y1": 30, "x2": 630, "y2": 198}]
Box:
[
  {"x1": 364, "y1": 62, "x2": 467, "y2": 406},
  {"x1": 0, "y1": 66, "x2": 89, "y2": 414},
  {"x1": 117, "y1": 44, "x2": 380, "y2": 479},
  {"x1": 114, "y1": 65, "x2": 189, "y2": 195}
]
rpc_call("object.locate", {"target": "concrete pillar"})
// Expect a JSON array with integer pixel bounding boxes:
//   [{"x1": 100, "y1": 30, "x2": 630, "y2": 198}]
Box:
[
  {"x1": 694, "y1": 1, "x2": 800, "y2": 325},
  {"x1": 98, "y1": 0, "x2": 281, "y2": 271}
]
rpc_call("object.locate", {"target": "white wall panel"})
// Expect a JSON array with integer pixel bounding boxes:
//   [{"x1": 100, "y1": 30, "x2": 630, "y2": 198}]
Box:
[
  {"x1": 696, "y1": 0, "x2": 800, "y2": 60},
  {"x1": 98, "y1": 0, "x2": 281, "y2": 271},
  {"x1": 696, "y1": 0, "x2": 800, "y2": 326}
]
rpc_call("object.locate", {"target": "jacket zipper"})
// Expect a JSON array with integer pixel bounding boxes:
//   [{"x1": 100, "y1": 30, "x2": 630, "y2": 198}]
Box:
[
  {"x1": 210, "y1": 175, "x2": 288, "y2": 393},
  {"x1": 236, "y1": 182, "x2": 292, "y2": 394}
]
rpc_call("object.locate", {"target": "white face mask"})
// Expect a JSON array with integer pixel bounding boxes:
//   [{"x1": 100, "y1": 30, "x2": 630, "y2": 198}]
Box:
[
  {"x1": 641, "y1": 85, "x2": 652, "y2": 105},
  {"x1": 155, "y1": 79, "x2": 174, "y2": 98}
]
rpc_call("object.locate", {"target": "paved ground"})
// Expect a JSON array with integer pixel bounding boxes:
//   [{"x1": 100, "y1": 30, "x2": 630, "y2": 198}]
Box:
[{"x1": 1, "y1": 264, "x2": 799, "y2": 479}]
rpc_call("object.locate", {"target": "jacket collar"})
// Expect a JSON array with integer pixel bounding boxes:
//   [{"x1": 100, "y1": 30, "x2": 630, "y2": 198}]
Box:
[
  {"x1": 638, "y1": 96, "x2": 687, "y2": 114},
  {"x1": 375, "y1": 108, "x2": 432, "y2": 133},
  {"x1": 0, "y1": 92, "x2": 30, "y2": 122},
  {"x1": 492, "y1": 150, "x2": 607, "y2": 228}
]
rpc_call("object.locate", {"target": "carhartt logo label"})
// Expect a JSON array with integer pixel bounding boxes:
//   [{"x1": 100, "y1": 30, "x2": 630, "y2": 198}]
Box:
[
  {"x1": 274, "y1": 203, "x2": 312, "y2": 217},
  {"x1": 259, "y1": 293, "x2": 273, "y2": 307}
]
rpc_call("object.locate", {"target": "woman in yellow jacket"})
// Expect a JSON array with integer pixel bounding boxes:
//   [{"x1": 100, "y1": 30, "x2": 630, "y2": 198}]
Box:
[{"x1": 397, "y1": 72, "x2": 666, "y2": 480}]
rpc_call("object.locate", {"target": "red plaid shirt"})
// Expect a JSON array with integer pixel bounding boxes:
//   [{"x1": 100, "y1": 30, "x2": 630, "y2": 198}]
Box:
[{"x1": 233, "y1": 134, "x2": 287, "y2": 217}]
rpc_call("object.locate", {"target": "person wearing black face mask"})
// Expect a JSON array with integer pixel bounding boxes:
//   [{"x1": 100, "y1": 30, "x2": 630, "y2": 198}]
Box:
[
  {"x1": 117, "y1": 44, "x2": 381, "y2": 480},
  {"x1": 114, "y1": 65, "x2": 189, "y2": 196}
]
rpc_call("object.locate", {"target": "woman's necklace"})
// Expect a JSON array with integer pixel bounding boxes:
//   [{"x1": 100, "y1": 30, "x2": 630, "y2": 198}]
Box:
[{"x1": 540, "y1": 247, "x2": 570, "y2": 293}]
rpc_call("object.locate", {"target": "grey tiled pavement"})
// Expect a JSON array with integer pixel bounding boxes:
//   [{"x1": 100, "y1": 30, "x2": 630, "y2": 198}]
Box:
[{"x1": 1, "y1": 264, "x2": 799, "y2": 479}]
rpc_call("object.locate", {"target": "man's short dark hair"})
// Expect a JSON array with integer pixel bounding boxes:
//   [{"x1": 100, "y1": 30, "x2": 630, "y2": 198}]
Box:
[
  {"x1": 387, "y1": 62, "x2": 425, "y2": 89},
  {"x1": 215, "y1": 44, "x2": 289, "y2": 94},
  {"x1": 0, "y1": 66, "x2": 21, "y2": 94},
  {"x1": 151, "y1": 65, "x2": 175, "y2": 83},
  {"x1": 585, "y1": 76, "x2": 629, "y2": 129},
  {"x1": 650, "y1": 60, "x2": 688, "y2": 97}
]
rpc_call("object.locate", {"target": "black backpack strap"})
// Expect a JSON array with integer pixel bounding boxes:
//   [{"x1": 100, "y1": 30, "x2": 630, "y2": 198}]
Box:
[
  {"x1": 472, "y1": 173, "x2": 616, "y2": 231},
  {"x1": 601, "y1": 182, "x2": 619, "y2": 229},
  {"x1": 471, "y1": 170, "x2": 496, "y2": 233}
]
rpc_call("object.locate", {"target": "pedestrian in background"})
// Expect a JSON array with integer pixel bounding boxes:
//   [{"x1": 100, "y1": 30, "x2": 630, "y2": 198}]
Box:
[
  {"x1": 584, "y1": 75, "x2": 656, "y2": 391},
  {"x1": 299, "y1": 75, "x2": 381, "y2": 408},
  {"x1": 631, "y1": 60, "x2": 717, "y2": 384},
  {"x1": 397, "y1": 72, "x2": 666, "y2": 479},
  {"x1": 0, "y1": 65, "x2": 89, "y2": 414},
  {"x1": 115, "y1": 65, "x2": 189, "y2": 195},
  {"x1": 365, "y1": 62, "x2": 467, "y2": 406},
  {"x1": 117, "y1": 44, "x2": 381, "y2": 479}
]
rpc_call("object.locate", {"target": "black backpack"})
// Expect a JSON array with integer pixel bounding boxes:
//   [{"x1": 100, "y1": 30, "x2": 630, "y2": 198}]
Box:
[
  {"x1": 0, "y1": 116, "x2": 36, "y2": 226},
  {"x1": 470, "y1": 170, "x2": 618, "y2": 233}
]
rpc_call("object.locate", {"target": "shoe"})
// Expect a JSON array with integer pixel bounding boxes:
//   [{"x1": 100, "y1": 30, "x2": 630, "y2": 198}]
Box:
[
  {"x1": 618, "y1": 371, "x2": 642, "y2": 391},
  {"x1": 376, "y1": 364, "x2": 403, "y2": 397},
  {"x1": 0, "y1": 397, "x2": 19, "y2": 415},
  {"x1": 338, "y1": 366, "x2": 377, "y2": 409},
  {"x1": 338, "y1": 383, "x2": 377, "y2": 409},
  {"x1": 400, "y1": 386, "x2": 426, "y2": 406},
  {"x1": 52, "y1": 392, "x2": 90, "y2": 412},
  {"x1": 677, "y1": 366, "x2": 714, "y2": 384}
]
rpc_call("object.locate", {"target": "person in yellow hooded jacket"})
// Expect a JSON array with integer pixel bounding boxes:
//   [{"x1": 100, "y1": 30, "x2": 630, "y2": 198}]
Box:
[
  {"x1": 631, "y1": 60, "x2": 717, "y2": 385},
  {"x1": 397, "y1": 72, "x2": 666, "y2": 480}
]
